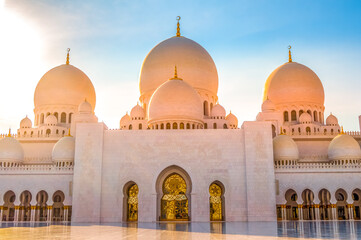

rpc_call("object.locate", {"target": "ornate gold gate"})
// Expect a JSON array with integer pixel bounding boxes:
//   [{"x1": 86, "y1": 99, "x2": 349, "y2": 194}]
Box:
[
  {"x1": 127, "y1": 184, "x2": 138, "y2": 221},
  {"x1": 209, "y1": 183, "x2": 223, "y2": 221},
  {"x1": 161, "y1": 173, "x2": 189, "y2": 221}
]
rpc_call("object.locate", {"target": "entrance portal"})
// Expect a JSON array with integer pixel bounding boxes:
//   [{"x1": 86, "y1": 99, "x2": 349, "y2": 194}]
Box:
[{"x1": 160, "y1": 173, "x2": 189, "y2": 221}]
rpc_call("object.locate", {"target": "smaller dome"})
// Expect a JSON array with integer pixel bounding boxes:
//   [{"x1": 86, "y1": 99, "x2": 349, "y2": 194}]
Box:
[
  {"x1": 211, "y1": 104, "x2": 226, "y2": 118},
  {"x1": 0, "y1": 136, "x2": 24, "y2": 163},
  {"x1": 148, "y1": 76, "x2": 203, "y2": 123},
  {"x1": 261, "y1": 99, "x2": 276, "y2": 113},
  {"x1": 78, "y1": 99, "x2": 93, "y2": 113},
  {"x1": 120, "y1": 113, "x2": 131, "y2": 128},
  {"x1": 328, "y1": 134, "x2": 361, "y2": 161},
  {"x1": 20, "y1": 116, "x2": 32, "y2": 128},
  {"x1": 326, "y1": 113, "x2": 338, "y2": 126},
  {"x1": 130, "y1": 104, "x2": 145, "y2": 120},
  {"x1": 45, "y1": 114, "x2": 57, "y2": 126},
  {"x1": 226, "y1": 112, "x2": 238, "y2": 128},
  {"x1": 273, "y1": 134, "x2": 299, "y2": 161},
  {"x1": 299, "y1": 113, "x2": 312, "y2": 124},
  {"x1": 52, "y1": 136, "x2": 75, "y2": 162}
]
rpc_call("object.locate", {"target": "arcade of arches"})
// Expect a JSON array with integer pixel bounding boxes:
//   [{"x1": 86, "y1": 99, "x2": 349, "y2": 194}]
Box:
[
  {"x1": 0, "y1": 190, "x2": 70, "y2": 222},
  {"x1": 278, "y1": 188, "x2": 361, "y2": 221}
]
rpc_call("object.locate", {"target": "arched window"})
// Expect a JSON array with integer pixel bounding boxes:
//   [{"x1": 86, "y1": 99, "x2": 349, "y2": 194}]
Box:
[
  {"x1": 52, "y1": 191, "x2": 65, "y2": 222},
  {"x1": 272, "y1": 125, "x2": 276, "y2": 138},
  {"x1": 319, "y1": 112, "x2": 322, "y2": 123},
  {"x1": 284, "y1": 111, "x2": 289, "y2": 122},
  {"x1": 180, "y1": 123, "x2": 184, "y2": 129},
  {"x1": 161, "y1": 123, "x2": 164, "y2": 129},
  {"x1": 36, "y1": 191, "x2": 48, "y2": 221},
  {"x1": 313, "y1": 111, "x2": 318, "y2": 122},
  {"x1": 46, "y1": 129, "x2": 51, "y2": 136},
  {"x1": 173, "y1": 122, "x2": 178, "y2": 129},
  {"x1": 213, "y1": 123, "x2": 217, "y2": 129},
  {"x1": 210, "y1": 103, "x2": 213, "y2": 111},
  {"x1": 285, "y1": 189, "x2": 298, "y2": 220},
  {"x1": 166, "y1": 123, "x2": 171, "y2": 129},
  {"x1": 69, "y1": 113, "x2": 73, "y2": 123},
  {"x1": 204, "y1": 101, "x2": 209, "y2": 116},
  {"x1": 223, "y1": 124, "x2": 227, "y2": 129},
  {"x1": 54, "y1": 112, "x2": 58, "y2": 121},
  {"x1": 186, "y1": 123, "x2": 190, "y2": 129},
  {"x1": 291, "y1": 110, "x2": 297, "y2": 121},
  {"x1": 204, "y1": 123, "x2": 208, "y2": 129},
  {"x1": 306, "y1": 127, "x2": 311, "y2": 135},
  {"x1": 61, "y1": 112, "x2": 66, "y2": 123},
  {"x1": 139, "y1": 124, "x2": 142, "y2": 130},
  {"x1": 299, "y1": 110, "x2": 304, "y2": 117},
  {"x1": 40, "y1": 113, "x2": 44, "y2": 124},
  {"x1": 192, "y1": 124, "x2": 195, "y2": 129},
  {"x1": 209, "y1": 182, "x2": 224, "y2": 221},
  {"x1": 129, "y1": 124, "x2": 132, "y2": 130}
]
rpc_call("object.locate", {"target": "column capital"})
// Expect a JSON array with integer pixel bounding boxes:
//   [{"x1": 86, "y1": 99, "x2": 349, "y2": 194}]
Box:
[{"x1": 297, "y1": 204, "x2": 303, "y2": 208}]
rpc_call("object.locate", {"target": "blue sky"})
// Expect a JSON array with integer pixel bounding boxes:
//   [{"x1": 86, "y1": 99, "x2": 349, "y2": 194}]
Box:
[{"x1": 1, "y1": 0, "x2": 361, "y2": 132}]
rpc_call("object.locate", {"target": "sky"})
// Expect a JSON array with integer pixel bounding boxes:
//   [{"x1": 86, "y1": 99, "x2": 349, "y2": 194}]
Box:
[{"x1": 1, "y1": 0, "x2": 361, "y2": 132}]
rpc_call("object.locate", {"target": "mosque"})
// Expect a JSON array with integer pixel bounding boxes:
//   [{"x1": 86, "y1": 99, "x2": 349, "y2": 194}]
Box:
[{"x1": 0, "y1": 18, "x2": 360, "y2": 223}]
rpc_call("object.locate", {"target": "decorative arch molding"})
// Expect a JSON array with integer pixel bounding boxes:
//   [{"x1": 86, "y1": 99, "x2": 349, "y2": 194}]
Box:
[{"x1": 155, "y1": 165, "x2": 192, "y2": 221}]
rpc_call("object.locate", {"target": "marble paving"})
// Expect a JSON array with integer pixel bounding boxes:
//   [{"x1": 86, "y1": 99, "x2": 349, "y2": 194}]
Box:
[{"x1": 0, "y1": 221, "x2": 359, "y2": 240}]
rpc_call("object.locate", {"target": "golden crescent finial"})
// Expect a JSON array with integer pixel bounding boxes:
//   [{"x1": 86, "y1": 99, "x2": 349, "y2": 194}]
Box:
[
  {"x1": 174, "y1": 65, "x2": 178, "y2": 78},
  {"x1": 66, "y1": 48, "x2": 71, "y2": 65},
  {"x1": 176, "y1": 16, "x2": 181, "y2": 37},
  {"x1": 288, "y1": 45, "x2": 292, "y2": 62}
]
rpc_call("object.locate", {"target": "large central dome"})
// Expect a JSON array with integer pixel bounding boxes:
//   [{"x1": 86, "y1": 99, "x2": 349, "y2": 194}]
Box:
[{"x1": 139, "y1": 36, "x2": 218, "y2": 98}]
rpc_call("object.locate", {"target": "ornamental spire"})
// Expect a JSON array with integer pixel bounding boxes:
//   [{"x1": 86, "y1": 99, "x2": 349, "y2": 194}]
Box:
[
  {"x1": 66, "y1": 128, "x2": 72, "y2": 137},
  {"x1": 288, "y1": 45, "x2": 292, "y2": 62},
  {"x1": 341, "y1": 126, "x2": 344, "y2": 134},
  {"x1": 7, "y1": 128, "x2": 11, "y2": 137},
  {"x1": 174, "y1": 65, "x2": 178, "y2": 78},
  {"x1": 176, "y1": 16, "x2": 181, "y2": 37},
  {"x1": 66, "y1": 48, "x2": 70, "y2": 65}
]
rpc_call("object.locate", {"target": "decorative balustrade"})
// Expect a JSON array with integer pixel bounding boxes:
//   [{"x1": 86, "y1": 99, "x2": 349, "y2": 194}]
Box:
[
  {"x1": 275, "y1": 158, "x2": 361, "y2": 172},
  {"x1": 0, "y1": 164, "x2": 73, "y2": 174}
]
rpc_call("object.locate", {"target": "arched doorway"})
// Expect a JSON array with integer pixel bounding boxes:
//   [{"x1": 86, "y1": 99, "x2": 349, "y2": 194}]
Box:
[
  {"x1": 160, "y1": 173, "x2": 189, "y2": 221},
  {"x1": 52, "y1": 191, "x2": 65, "y2": 221},
  {"x1": 352, "y1": 189, "x2": 361, "y2": 220},
  {"x1": 318, "y1": 189, "x2": 331, "y2": 220},
  {"x1": 335, "y1": 189, "x2": 348, "y2": 220},
  {"x1": 209, "y1": 182, "x2": 224, "y2": 221},
  {"x1": 19, "y1": 191, "x2": 32, "y2": 221},
  {"x1": 285, "y1": 189, "x2": 298, "y2": 220},
  {"x1": 302, "y1": 189, "x2": 315, "y2": 220},
  {"x1": 36, "y1": 191, "x2": 48, "y2": 221},
  {"x1": 124, "y1": 183, "x2": 138, "y2": 222},
  {"x1": 3, "y1": 191, "x2": 15, "y2": 221}
]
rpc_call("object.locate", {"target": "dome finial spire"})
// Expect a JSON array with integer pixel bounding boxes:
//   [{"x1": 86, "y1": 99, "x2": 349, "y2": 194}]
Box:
[
  {"x1": 176, "y1": 16, "x2": 181, "y2": 37},
  {"x1": 66, "y1": 128, "x2": 72, "y2": 137},
  {"x1": 7, "y1": 128, "x2": 11, "y2": 137},
  {"x1": 288, "y1": 45, "x2": 292, "y2": 62},
  {"x1": 66, "y1": 48, "x2": 70, "y2": 65},
  {"x1": 174, "y1": 65, "x2": 178, "y2": 78},
  {"x1": 341, "y1": 126, "x2": 344, "y2": 134}
]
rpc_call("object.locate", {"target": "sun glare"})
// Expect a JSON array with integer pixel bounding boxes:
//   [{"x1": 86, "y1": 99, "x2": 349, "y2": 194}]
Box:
[{"x1": 0, "y1": 1, "x2": 44, "y2": 132}]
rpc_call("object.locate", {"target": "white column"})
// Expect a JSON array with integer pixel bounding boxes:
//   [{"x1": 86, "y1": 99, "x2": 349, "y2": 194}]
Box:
[
  {"x1": 63, "y1": 207, "x2": 68, "y2": 223},
  {"x1": 0, "y1": 207, "x2": 3, "y2": 223},
  {"x1": 298, "y1": 205, "x2": 303, "y2": 220},
  {"x1": 315, "y1": 205, "x2": 320, "y2": 220},
  {"x1": 281, "y1": 205, "x2": 286, "y2": 220},
  {"x1": 348, "y1": 205, "x2": 353, "y2": 220},
  {"x1": 332, "y1": 204, "x2": 337, "y2": 220},
  {"x1": 31, "y1": 206, "x2": 36, "y2": 222},
  {"x1": 47, "y1": 207, "x2": 52, "y2": 222},
  {"x1": 14, "y1": 206, "x2": 19, "y2": 222}
]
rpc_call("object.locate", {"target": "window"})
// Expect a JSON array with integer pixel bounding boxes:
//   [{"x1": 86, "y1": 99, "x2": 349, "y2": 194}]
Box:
[
  {"x1": 161, "y1": 123, "x2": 164, "y2": 129},
  {"x1": 203, "y1": 101, "x2": 209, "y2": 116},
  {"x1": 223, "y1": 124, "x2": 227, "y2": 129},
  {"x1": 313, "y1": 111, "x2": 318, "y2": 121},
  {"x1": 186, "y1": 123, "x2": 190, "y2": 129},
  {"x1": 139, "y1": 124, "x2": 142, "y2": 130},
  {"x1": 61, "y1": 112, "x2": 66, "y2": 123},
  {"x1": 180, "y1": 123, "x2": 184, "y2": 129},
  {"x1": 129, "y1": 124, "x2": 132, "y2": 130},
  {"x1": 291, "y1": 110, "x2": 297, "y2": 121},
  {"x1": 40, "y1": 113, "x2": 44, "y2": 124},
  {"x1": 284, "y1": 111, "x2": 289, "y2": 122},
  {"x1": 173, "y1": 122, "x2": 178, "y2": 129},
  {"x1": 166, "y1": 123, "x2": 171, "y2": 129},
  {"x1": 69, "y1": 113, "x2": 73, "y2": 123},
  {"x1": 213, "y1": 123, "x2": 217, "y2": 129}
]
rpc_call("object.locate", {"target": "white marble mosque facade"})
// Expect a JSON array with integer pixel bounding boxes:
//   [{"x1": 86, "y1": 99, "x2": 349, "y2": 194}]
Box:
[{"x1": 0, "y1": 22, "x2": 360, "y2": 223}]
